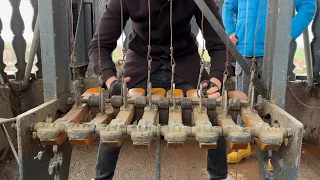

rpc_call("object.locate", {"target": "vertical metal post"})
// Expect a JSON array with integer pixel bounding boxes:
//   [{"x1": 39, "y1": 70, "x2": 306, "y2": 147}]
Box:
[
  {"x1": 39, "y1": 0, "x2": 71, "y2": 101},
  {"x1": 303, "y1": 29, "x2": 314, "y2": 87},
  {"x1": 262, "y1": 0, "x2": 293, "y2": 109},
  {"x1": 287, "y1": 8, "x2": 297, "y2": 81}
]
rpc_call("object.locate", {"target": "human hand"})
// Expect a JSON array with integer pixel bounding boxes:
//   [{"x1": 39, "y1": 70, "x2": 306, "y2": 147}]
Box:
[
  {"x1": 106, "y1": 76, "x2": 131, "y2": 96},
  {"x1": 201, "y1": 77, "x2": 222, "y2": 102},
  {"x1": 229, "y1": 33, "x2": 238, "y2": 45}
]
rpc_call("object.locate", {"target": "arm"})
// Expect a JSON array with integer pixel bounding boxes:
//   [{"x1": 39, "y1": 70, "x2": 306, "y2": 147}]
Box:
[
  {"x1": 88, "y1": 0, "x2": 129, "y2": 88},
  {"x1": 222, "y1": 0, "x2": 238, "y2": 36},
  {"x1": 291, "y1": 0, "x2": 317, "y2": 40},
  {"x1": 194, "y1": 0, "x2": 227, "y2": 86}
]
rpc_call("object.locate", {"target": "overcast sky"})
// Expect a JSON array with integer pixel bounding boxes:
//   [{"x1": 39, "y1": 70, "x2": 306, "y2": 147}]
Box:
[{"x1": 0, "y1": 1, "x2": 311, "y2": 49}]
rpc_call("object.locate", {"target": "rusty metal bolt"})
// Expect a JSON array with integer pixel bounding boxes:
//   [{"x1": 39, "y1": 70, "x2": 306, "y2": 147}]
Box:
[
  {"x1": 228, "y1": 98, "x2": 241, "y2": 111},
  {"x1": 135, "y1": 96, "x2": 147, "y2": 108},
  {"x1": 32, "y1": 132, "x2": 37, "y2": 139},
  {"x1": 158, "y1": 97, "x2": 169, "y2": 109},
  {"x1": 88, "y1": 95, "x2": 99, "y2": 107},
  {"x1": 34, "y1": 151, "x2": 44, "y2": 161},
  {"x1": 286, "y1": 128, "x2": 293, "y2": 138},
  {"x1": 181, "y1": 97, "x2": 192, "y2": 109},
  {"x1": 279, "y1": 158, "x2": 284, "y2": 171},
  {"x1": 53, "y1": 145, "x2": 58, "y2": 154},
  {"x1": 268, "y1": 150, "x2": 273, "y2": 158},
  {"x1": 111, "y1": 96, "x2": 123, "y2": 108},
  {"x1": 48, "y1": 162, "x2": 58, "y2": 175},
  {"x1": 68, "y1": 97, "x2": 74, "y2": 105},
  {"x1": 206, "y1": 98, "x2": 216, "y2": 110}
]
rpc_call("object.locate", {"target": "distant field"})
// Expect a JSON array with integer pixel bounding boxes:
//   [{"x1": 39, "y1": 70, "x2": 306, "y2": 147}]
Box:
[
  {"x1": 111, "y1": 46, "x2": 307, "y2": 76},
  {"x1": 2, "y1": 44, "x2": 307, "y2": 76}
]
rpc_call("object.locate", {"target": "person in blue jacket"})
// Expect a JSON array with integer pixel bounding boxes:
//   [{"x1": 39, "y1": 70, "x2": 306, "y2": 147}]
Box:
[{"x1": 222, "y1": 0, "x2": 317, "y2": 164}]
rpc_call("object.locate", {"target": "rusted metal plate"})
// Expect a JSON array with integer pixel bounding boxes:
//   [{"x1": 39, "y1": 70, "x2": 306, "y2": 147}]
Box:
[
  {"x1": 100, "y1": 104, "x2": 135, "y2": 147},
  {"x1": 241, "y1": 107, "x2": 282, "y2": 151},
  {"x1": 133, "y1": 142, "x2": 152, "y2": 149},
  {"x1": 168, "y1": 106, "x2": 183, "y2": 125},
  {"x1": 129, "y1": 88, "x2": 145, "y2": 122},
  {"x1": 165, "y1": 106, "x2": 187, "y2": 148},
  {"x1": 186, "y1": 89, "x2": 198, "y2": 101},
  {"x1": 16, "y1": 98, "x2": 72, "y2": 180},
  {"x1": 131, "y1": 105, "x2": 159, "y2": 148},
  {"x1": 262, "y1": 100, "x2": 304, "y2": 180},
  {"x1": 111, "y1": 104, "x2": 135, "y2": 126},
  {"x1": 199, "y1": 143, "x2": 217, "y2": 149},
  {"x1": 38, "y1": 105, "x2": 90, "y2": 145},
  {"x1": 40, "y1": 133, "x2": 68, "y2": 146},
  {"x1": 131, "y1": 88, "x2": 164, "y2": 148},
  {"x1": 151, "y1": 88, "x2": 166, "y2": 100},
  {"x1": 81, "y1": 88, "x2": 100, "y2": 100},
  {"x1": 216, "y1": 107, "x2": 251, "y2": 150},
  {"x1": 128, "y1": 88, "x2": 146, "y2": 98},
  {"x1": 227, "y1": 91, "x2": 248, "y2": 101},
  {"x1": 68, "y1": 113, "x2": 113, "y2": 146},
  {"x1": 187, "y1": 90, "x2": 218, "y2": 149},
  {"x1": 56, "y1": 105, "x2": 89, "y2": 124},
  {"x1": 240, "y1": 107, "x2": 267, "y2": 128},
  {"x1": 102, "y1": 137, "x2": 125, "y2": 147},
  {"x1": 166, "y1": 89, "x2": 184, "y2": 98}
]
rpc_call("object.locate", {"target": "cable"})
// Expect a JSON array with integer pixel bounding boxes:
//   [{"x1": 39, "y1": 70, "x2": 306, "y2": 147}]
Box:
[
  {"x1": 287, "y1": 83, "x2": 320, "y2": 109},
  {"x1": 0, "y1": 90, "x2": 19, "y2": 114}
]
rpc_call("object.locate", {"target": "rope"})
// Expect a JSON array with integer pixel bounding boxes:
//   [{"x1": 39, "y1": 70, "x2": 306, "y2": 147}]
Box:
[
  {"x1": 147, "y1": 0, "x2": 152, "y2": 94},
  {"x1": 119, "y1": 0, "x2": 126, "y2": 82},
  {"x1": 0, "y1": 90, "x2": 19, "y2": 114},
  {"x1": 69, "y1": 0, "x2": 76, "y2": 81},
  {"x1": 169, "y1": 0, "x2": 176, "y2": 102}
]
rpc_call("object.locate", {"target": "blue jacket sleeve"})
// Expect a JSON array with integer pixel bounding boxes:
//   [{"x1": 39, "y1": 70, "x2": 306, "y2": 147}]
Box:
[
  {"x1": 222, "y1": 0, "x2": 238, "y2": 35},
  {"x1": 292, "y1": 0, "x2": 317, "y2": 40}
]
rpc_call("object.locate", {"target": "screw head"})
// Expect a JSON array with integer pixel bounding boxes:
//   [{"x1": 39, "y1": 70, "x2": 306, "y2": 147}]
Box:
[{"x1": 32, "y1": 132, "x2": 37, "y2": 139}]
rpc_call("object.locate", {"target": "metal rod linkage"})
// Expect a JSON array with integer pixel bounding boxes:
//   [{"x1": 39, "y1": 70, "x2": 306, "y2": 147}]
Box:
[
  {"x1": 0, "y1": 118, "x2": 16, "y2": 125},
  {"x1": 1, "y1": 124, "x2": 20, "y2": 166},
  {"x1": 79, "y1": 96, "x2": 222, "y2": 108},
  {"x1": 23, "y1": 14, "x2": 40, "y2": 88}
]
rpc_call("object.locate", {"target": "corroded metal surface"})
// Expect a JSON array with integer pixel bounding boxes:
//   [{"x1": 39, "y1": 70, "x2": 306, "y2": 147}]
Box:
[
  {"x1": 68, "y1": 113, "x2": 113, "y2": 146},
  {"x1": 216, "y1": 107, "x2": 251, "y2": 150},
  {"x1": 99, "y1": 104, "x2": 135, "y2": 147},
  {"x1": 241, "y1": 107, "x2": 284, "y2": 150},
  {"x1": 16, "y1": 97, "x2": 72, "y2": 180},
  {"x1": 130, "y1": 105, "x2": 158, "y2": 148},
  {"x1": 34, "y1": 104, "x2": 90, "y2": 145},
  {"x1": 262, "y1": 100, "x2": 304, "y2": 180},
  {"x1": 130, "y1": 88, "x2": 165, "y2": 148}
]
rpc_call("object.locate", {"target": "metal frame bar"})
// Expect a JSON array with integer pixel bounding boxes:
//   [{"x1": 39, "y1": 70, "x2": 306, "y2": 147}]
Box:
[
  {"x1": 262, "y1": 0, "x2": 293, "y2": 109},
  {"x1": 193, "y1": 0, "x2": 268, "y2": 98},
  {"x1": 303, "y1": 29, "x2": 314, "y2": 87},
  {"x1": 261, "y1": 100, "x2": 303, "y2": 180},
  {"x1": 39, "y1": 0, "x2": 71, "y2": 101}
]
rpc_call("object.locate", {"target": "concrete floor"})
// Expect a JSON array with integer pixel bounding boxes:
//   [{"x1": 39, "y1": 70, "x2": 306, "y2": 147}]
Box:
[{"x1": 1, "y1": 140, "x2": 320, "y2": 180}]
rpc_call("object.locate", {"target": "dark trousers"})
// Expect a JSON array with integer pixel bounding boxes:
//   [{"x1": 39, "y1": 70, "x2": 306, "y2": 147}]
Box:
[{"x1": 93, "y1": 66, "x2": 228, "y2": 180}]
